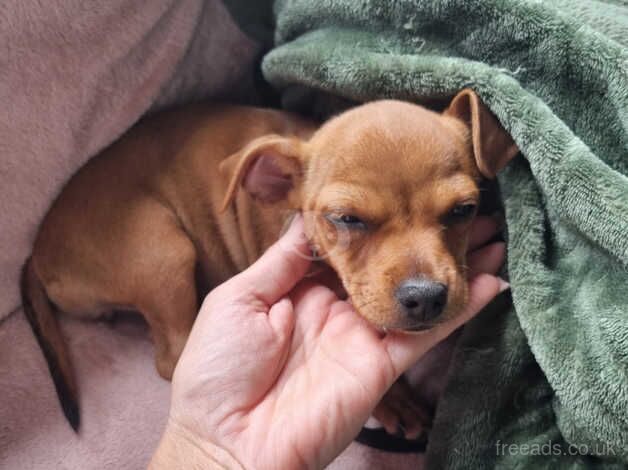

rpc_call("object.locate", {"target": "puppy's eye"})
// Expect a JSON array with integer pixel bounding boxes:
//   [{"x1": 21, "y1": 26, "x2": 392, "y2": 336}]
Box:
[
  {"x1": 446, "y1": 203, "x2": 477, "y2": 223},
  {"x1": 325, "y1": 213, "x2": 367, "y2": 230}
]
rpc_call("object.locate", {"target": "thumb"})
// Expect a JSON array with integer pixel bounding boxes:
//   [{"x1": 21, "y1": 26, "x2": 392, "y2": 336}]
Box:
[{"x1": 234, "y1": 214, "x2": 312, "y2": 305}]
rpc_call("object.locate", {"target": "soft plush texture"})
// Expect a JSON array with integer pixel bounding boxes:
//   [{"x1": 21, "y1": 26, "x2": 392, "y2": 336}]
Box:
[{"x1": 223, "y1": 0, "x2": 628, "y2": 467}]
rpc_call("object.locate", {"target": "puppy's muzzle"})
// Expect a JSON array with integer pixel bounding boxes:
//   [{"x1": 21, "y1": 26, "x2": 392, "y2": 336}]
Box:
[{"x1": 395, "y1": 277, "x2": 448, "y2": 327}]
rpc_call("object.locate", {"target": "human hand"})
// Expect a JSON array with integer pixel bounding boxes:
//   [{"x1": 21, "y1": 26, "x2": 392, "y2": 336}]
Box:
[{"x1": 150, "y1": 215, "x2": 506, "y2": 470}]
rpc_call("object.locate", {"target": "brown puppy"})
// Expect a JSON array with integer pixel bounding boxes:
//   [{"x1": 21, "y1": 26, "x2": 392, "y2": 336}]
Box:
[{"x1": 21, "y1": 90, "x2": 517, "y2": 433}]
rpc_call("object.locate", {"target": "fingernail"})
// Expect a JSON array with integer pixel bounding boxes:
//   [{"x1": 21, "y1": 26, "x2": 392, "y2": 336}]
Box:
[
  {"x1": 283, "y1": 212, "x2": 303, "y2": 238},
  {"x1": 289, "y1": 212, "x2": 303, "y2": 228},
  {"x1": 275, "y1": 296, "x2": 293, "y2": 309},
  {"x1": 277, "y1": 212, "x2": 308, "y2": 256},
  {"x1": 498, "y1": 278, "x2": 510, "y2": 293}
]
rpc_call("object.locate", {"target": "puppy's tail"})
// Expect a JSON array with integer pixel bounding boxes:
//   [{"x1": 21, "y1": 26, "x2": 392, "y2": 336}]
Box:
[{"x1": 20, "y1": 258, "x2": 80, "y2": 431}]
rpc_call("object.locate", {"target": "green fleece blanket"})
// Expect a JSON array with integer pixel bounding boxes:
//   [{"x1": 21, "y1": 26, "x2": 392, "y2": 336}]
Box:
[{"x1": 225, "y1": 1, "x2": 628, "y2": 467}]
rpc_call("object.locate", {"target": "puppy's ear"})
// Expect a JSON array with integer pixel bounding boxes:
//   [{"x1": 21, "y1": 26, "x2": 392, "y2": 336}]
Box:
[
  {"x1": 220, "y1": 135, "x2": 305, "y2": 212},
  {"x1": 445, "y1": 89, "x2": 519, "y2": 178}
]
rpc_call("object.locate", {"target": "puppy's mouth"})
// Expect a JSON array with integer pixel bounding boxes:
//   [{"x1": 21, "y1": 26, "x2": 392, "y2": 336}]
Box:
[
  {"x1": 403, "y1": 324, "x2": 435, "y2": 332},
  {"x1": 340, "y1": 275, "x2": 458, "y2": 332},
  {"x1": 345, "y1": 290, "x2": 448, "y2": 333},
  {"x1": 383, "y1": 323, "x2": 437, "y2": 333}
]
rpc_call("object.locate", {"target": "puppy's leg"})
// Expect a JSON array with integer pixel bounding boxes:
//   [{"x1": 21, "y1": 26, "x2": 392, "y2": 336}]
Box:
[
  {"x1": 372, "y1": 375, "x2": 432, "y2": 440},
  {"x1": 136, "y1": 233, "x2": 199, "y2": 380}
]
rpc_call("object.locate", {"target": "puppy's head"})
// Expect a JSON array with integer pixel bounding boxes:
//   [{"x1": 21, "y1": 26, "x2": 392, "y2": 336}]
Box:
[{"x1": 222, "y1": 90, "x2": 518, "y2": 331}]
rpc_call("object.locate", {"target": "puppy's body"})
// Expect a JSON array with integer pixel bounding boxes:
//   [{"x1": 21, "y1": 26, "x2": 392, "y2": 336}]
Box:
[
  {"x1": 22, "y1": 93, "x2": 517, "y2": 433},
  {"x1": 34, "y1": 104, "x2": 315, "y2": 298},
  {"x1": 23, "y1": 105, "x2": 315, "y2": 427}
]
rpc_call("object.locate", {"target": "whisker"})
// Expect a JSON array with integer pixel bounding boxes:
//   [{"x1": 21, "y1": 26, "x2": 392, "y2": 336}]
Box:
[{"x1": 352, "y1": 298, "x2": 378, "y2": 312}]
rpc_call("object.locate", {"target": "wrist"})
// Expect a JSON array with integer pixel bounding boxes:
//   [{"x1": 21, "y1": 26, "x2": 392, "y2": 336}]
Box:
[{"x1": 149, "y1": 419, "x2": 245, "y2": 470}]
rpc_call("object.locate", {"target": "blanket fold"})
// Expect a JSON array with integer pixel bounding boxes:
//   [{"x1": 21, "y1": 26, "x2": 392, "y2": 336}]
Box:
[{"x1": 225, "y1": 0, "x2": 628, "y2": 466}]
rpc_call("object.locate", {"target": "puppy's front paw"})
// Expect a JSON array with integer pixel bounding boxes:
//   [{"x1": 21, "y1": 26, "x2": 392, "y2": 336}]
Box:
[{"x1": 372, "y1": 377, "x2": 432, "y2": 440}]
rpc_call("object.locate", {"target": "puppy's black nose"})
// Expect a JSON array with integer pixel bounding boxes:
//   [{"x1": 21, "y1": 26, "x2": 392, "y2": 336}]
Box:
[{"x1": 395, "y1": 278, "x2": 448, "y2": 322}]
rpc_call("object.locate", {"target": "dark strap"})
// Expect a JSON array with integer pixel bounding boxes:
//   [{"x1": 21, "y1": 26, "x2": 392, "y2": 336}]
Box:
[{"x1": 355, "y1": 427, "x2": 427, "y2": 453}]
